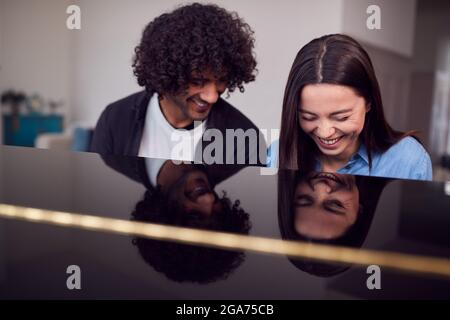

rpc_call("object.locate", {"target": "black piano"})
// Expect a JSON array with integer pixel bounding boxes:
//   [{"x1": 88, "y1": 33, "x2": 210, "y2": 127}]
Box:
[{"x1": 0, "y1": 145, "x2": 449, "y2": 299}]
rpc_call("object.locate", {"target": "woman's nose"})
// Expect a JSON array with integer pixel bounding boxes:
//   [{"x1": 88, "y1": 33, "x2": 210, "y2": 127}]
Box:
[
  {"x1": 316, "y1": 121, "x2": 336, "y2": 138},
  {"x1": 312, "y1": 179, "x2": 333, "y2": 193}
]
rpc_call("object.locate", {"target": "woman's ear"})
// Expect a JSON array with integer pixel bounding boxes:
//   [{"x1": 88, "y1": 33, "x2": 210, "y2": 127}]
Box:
[{"x1": 365, "y1": 103, "x2": 371, "y2": 113}]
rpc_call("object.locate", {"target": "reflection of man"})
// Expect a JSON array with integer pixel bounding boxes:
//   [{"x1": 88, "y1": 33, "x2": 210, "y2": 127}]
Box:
[
  {"x1": 132, "y1": 184, "x2": 250, "y2": 284},
  {"x1": 91, "y1": 3, "x2": 265, "y2": 164},
  {"x1": 133, "y1": 159, "x2": 251, "y2": 231},
  {"x1": 100, "y1": 154, "x2": 251, "y2": 283},
  {"x1": 153, "y1": 160, "x2": 223, "y2": 217}
]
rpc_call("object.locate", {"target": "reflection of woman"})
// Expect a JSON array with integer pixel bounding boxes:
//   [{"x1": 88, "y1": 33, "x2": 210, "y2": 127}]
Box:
[
  {"x1": 271, "y1": 34, "x2": 432, "y2": 180},
  {"x1": 292, "y1": 172, "x2": 360, "y2": 240},
  {"x1": 278, "y1": 170, "x2": 388, "y2": 277},
  {"x1": 101, "y1": 154, "x2": 251, "y2": 283}
]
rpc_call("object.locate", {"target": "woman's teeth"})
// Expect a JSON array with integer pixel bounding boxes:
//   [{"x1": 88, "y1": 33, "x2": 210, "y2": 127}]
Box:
[
  {"x1": 316, "y1": 172, "x2": 339, "y2": 180},
  {"x1": 318, "y1": 137, "x2": 341, "y2": 145}
]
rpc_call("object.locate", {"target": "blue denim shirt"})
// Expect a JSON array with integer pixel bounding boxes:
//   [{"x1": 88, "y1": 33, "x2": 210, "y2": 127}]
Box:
[{"x1": 267, "y1": 137, "x2": 433, "y2": 181}]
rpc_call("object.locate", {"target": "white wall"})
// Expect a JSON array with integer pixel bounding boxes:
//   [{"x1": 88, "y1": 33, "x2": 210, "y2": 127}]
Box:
[
  {"x1": 342, "y1": 0, "x2": 417, "y2": 57},
  {"x1": 0, "y1": 0, "x2": 72, "y2": 121},
  {"x1": 0, "y1": 1, "x2": 4, "y2": 279},
  {"x1": 0, "y1": 0, "x2": 423, "y2": 135},
  {"x1": 0, "y1": 0, "x2": 4, "y2": 144},
  {"x1": 436, "y1": 39, "x2": 450, "y2": 73},
  {"x1": 71, "y1": 0, "x2": 344, "y2": 132},
  {"x1": 364, "y1": 45, "x2": 412, "y2": 132}
]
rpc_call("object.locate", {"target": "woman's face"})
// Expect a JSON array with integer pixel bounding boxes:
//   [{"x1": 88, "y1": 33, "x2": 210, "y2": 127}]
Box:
[
  {"x1": 294, "y1": 172, "x2": 359, "y2": 239},
  {"x1": 299, "y1": 83, "x2": 369, "y2": 160}
]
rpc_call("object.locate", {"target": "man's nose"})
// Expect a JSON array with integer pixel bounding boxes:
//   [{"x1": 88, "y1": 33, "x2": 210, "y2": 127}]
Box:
[
  {"x1": 199, "y1": 83, "x2": 220, "y2": 104},
  {"x1": 195, "y1": 193, "x2": 216, "y2": 216},
  {"x1": 316, "y1": 121, "x2": 336, "y2": 138}
]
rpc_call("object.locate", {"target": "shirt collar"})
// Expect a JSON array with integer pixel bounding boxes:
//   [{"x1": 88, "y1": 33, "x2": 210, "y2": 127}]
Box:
[
  {"x1": 353, "y1": 143, "x2": 369, "y2": 164},
  {"x1": 314, "y1": 142, "x2": 370, "y2": 170}
]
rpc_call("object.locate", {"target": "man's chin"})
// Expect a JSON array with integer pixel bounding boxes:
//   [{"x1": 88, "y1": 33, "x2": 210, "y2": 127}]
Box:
[{"x1": 190, "y1": 111, "x2": 211, "y2": 122}]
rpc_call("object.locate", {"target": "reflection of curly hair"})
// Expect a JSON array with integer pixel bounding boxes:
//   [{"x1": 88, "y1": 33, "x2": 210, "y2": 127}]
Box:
[
  {"x1": 131, "y1": 189, "x2": 251, "y2": 284},
  {"x1": 132, "y1": 3, "x2": 257, "y2": 95}
]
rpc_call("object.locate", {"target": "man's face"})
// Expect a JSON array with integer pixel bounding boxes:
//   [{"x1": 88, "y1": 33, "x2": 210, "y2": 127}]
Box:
[
  {"x1": 181, "y1": 169, "x2": 222, "y2": 216},
  {"x1": 159, "y1": 162, "x2": 222, "y2": 216},
  {"x1": 161, "y1": 70, "x2": 227, "y2": 126}
]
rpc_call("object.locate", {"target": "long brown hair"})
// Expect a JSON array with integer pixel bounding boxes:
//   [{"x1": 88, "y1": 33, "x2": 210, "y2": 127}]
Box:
[
  {"x1": 277, "y1": 169, "x2": 389, "y2": 277},
  {"x1": 279, "y1": 34, "x2": 415, "y2": 170}
]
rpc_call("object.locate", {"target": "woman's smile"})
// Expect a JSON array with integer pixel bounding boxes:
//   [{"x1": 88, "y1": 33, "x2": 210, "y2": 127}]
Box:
[
  {"x1": 316, "y1": 135, "x2": 345, "y2": 149},
  {"x1": 299, "y1": 83, "x2": 368, "y2": 161}
]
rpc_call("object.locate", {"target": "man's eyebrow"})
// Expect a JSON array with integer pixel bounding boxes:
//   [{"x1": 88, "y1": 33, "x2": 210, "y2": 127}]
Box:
[
  {"x1": 191, "y1": 75, "x2": 226, "y2": 82},
  {"x1": 217, "y1": 77, "x2": 228, "y2": 83}
]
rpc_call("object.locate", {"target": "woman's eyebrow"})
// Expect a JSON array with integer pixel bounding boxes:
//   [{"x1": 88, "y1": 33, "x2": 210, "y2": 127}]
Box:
[
  {"x1": 298, "y1": 109, "x2": 317, "y2": 115},
  {"x1": 330, "y1": 108, "x2": 353, "y2": 116},
  {"x1": 294, "y1": 194, "x2": 314, "y2": 206},
  {"x1": 322, "y1": 203, "x2": 346, "y2": 215},
  {"x1": 299, "y1": 108, "x2": 353, "y2": 116}
]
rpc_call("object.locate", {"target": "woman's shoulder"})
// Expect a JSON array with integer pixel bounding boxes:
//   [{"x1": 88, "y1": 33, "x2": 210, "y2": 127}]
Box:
[
  {"x1": 384, "y1": 136, "x2": 428, "y2": 159},
  {"x1": 267, "y1": 140, "x2": 279, "y2": 168},
  {"x1": 376, "y1": 136, "x2": 432, "y2": 180}
]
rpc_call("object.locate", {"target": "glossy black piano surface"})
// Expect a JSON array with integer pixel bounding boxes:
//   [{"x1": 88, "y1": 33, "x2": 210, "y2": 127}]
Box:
[{"x1": 0, "y1": 145, "x2": 449, "y2": 299}]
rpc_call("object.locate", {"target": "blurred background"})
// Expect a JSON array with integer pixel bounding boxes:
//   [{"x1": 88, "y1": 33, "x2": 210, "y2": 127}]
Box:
[{"x1": 0, "y1": 0, "x2": 449, "y2": 179}]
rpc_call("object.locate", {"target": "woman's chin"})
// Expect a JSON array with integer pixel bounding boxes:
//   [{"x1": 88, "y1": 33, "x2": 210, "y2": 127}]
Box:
[
  {"x1": 318, "y1": 147, "x2": 343, "y2": 157},
  {"x1": 315, "y1": 141, "x2": 347, "y2": 157}
]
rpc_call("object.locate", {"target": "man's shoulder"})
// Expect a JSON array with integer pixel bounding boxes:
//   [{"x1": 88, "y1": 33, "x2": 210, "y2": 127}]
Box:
[
  {"x1": 208, "y1": 98, "x2": 267, "y2": 165},
  {"x1": 103, "y1": 90, "x2": 148, "y2": 117}
]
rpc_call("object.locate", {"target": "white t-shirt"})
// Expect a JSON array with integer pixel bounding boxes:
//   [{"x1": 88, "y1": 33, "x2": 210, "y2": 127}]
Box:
[
  {"x1": 144, "y1": 157, "x2": 166, "y2": 187},
  {"x1": 138, "y1": 93, "x2": 205, "y2": 161}
]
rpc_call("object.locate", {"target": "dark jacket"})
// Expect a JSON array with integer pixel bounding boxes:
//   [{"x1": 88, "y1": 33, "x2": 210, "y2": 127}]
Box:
[{"x1": 90, "y1": 91, "x2": 266, "y2": 165}]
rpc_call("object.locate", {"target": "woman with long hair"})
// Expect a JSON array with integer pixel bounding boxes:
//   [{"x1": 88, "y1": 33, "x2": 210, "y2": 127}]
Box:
[
  {"x1": 270, "y1": 34, "x2": 432, "y2": 180},
  {"x1": 278, "y1": 169, "x2": 389, "y2": 277}
]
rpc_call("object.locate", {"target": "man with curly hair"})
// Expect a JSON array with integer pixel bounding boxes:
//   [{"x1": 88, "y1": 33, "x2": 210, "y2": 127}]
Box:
[
  {"x1": 100, "y1": 153, "x2": 251, "y2": 283},
  {"x1": 91, "y1": 3, "x2": 265, "y2": 165}
]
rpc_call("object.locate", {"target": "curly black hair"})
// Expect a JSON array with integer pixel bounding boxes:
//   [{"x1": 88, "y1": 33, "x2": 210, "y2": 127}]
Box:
[
  {"x1": 131, "y1": 189, "x2": 251, "y2": 284},
  {"x1": 132, "y1": 3, "x2": 257, "y2": 95}
]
